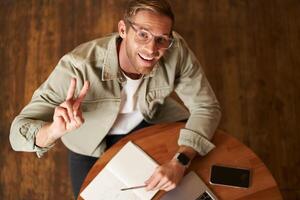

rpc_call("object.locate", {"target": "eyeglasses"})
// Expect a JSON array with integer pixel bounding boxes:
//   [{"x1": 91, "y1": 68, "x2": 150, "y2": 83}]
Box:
[{"x1": 126, "y1": 19, "x2": 174, "y2": 50}]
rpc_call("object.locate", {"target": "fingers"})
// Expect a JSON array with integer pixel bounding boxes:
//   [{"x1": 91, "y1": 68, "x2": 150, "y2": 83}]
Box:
[
  {"x1": 62, "y1": 100, "x2": 75, "y2": 121},
  {"x1": 161, "y1": 182, "x2": 176, "y2": 191},
  {"x1": 65, "y1": 79, "x2": 89, "y2": 115},
  {"x1": 146, "y1": 175, "x2": 175, "y2": 191},
  {"x1": 146, "y1": 176, "x2": 175, "y2": 191},
  {"x1": 73, "y1": 81, "x2": 90, "y2": 112},
  {"x1": 66, "y1": 78, "x2": 76, "y2": 101},
  {"x1": 145, "y1": 162, "x2": 184, "y2": 192},
  {"x1": 54, "y1": 106, "x2": 85, "y2": 130},
  {"x1": 73, "y1": 111, "x2": 84, "y2": 127},
  {"x1": 153, "y1": 177, "x2": 169, "y2": 190},
  {"x1": 54, "y1": 106, "x2": 71, "y2": 123},
  {"x1": 145, "y1": 174, "x2": 160, "y2": 191},
  {"x1": 145, "y1": 168, "x2": 174, "y2": 191}
]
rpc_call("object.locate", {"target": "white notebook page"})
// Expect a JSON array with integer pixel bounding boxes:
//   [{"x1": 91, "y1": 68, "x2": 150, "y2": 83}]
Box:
[{"x1": 80, "y1": 141, "x2": 159, "y2": 200}]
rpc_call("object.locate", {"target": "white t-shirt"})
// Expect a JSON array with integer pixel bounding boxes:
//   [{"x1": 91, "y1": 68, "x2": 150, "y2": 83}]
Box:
[{"x1": 108, "y1": 73, "x2": 144, "y2": 135}]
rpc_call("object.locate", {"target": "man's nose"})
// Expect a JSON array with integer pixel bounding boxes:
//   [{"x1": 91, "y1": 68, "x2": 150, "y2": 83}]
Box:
[{"x1": 144, "y1": 38, "x2": 158, "y2": 55}]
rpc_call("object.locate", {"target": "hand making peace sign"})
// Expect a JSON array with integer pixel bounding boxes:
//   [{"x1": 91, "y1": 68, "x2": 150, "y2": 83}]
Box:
[{"x1": 50, "y1": 78, "x2": 90, "y2": 140}]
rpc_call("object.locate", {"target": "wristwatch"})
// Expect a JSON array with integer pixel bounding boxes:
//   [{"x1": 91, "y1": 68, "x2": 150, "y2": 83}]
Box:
[{"x1": 173, "y1": 152, "x2": 191, "y2": 168}]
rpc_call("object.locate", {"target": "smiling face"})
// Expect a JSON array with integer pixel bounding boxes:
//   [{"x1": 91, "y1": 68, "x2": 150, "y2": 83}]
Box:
[{"x1": 118, "y1": 10, "x2": 173, "y2": 76}]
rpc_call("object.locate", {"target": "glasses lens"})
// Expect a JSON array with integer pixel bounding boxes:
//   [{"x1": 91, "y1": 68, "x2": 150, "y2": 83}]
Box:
[
  {"x1": 136, "y1": 29, "x2": 150, "y2": 42},
  {"x1": 155, "y1": 37, "x2": 173, "y2": 49}
]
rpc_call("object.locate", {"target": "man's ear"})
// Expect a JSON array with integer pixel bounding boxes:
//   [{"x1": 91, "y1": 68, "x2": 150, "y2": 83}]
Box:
[{"x1": 118, "y1": 20, "x2": 127, "y2": 39}]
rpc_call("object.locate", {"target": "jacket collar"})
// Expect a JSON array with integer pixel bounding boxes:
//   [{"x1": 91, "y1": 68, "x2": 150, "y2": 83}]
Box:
[{"x1": 101, "y1": 33, "x2": 159, "y2": 82}]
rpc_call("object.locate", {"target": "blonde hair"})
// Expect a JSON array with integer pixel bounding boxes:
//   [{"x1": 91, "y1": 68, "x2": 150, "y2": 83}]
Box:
[{"x1": 124, "y1": 0, "x2": 174, "y2": 25}]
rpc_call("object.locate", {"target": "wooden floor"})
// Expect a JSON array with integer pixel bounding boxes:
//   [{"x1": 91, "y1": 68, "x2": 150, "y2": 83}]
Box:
[{"x1": 0, "y1": 0, "x2": 299, "y2": 199}]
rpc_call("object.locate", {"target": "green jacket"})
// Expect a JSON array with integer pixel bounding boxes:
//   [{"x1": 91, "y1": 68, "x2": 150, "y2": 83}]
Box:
[{"x1": 10, "y1": 32, "x2": 221, "y2": 158}]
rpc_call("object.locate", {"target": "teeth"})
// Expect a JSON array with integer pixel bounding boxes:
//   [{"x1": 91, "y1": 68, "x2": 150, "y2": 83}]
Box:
[{"x1": 139, "y1": 53, "x2": 154, "y2": 61}]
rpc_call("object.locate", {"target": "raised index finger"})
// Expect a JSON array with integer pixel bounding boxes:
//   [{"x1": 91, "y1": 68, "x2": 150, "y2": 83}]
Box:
[
  {"x1": 66, "y1": 78, "x2": 77, "y2": 101},
  {"x1": 73, "y1": 81, "x2": 90, "y2": 111}
]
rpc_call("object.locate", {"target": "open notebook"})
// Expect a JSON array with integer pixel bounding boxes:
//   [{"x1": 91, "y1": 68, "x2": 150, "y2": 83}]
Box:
[{"x1": 80, "y1": 141, "x2": 159, "y2": 200}]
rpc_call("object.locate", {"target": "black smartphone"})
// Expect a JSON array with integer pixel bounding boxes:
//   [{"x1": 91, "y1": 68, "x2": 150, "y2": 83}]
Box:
[{"x1": 209, "y1": 165, "x2": 251, "y2": 188}]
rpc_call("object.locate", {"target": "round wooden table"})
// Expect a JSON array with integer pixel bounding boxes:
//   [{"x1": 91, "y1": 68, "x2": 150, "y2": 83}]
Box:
[{"x1": 79, "y1": 122, "x2": 282, "y2": 200}]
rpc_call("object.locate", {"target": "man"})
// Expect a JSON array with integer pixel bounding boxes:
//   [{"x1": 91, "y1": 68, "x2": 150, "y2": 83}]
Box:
[{"x1": 10, "y1": 0, "x2": 221, "y2": 198}]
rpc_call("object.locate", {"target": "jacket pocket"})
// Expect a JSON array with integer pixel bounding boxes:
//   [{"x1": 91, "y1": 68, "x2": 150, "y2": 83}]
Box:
[
  {"x1": 146, "y1": 87, "x2": 171, "y2": 116},
  {"x1": 81, "y1": 98, "x2": 120, "y2": 112},
  {"x1": 146, "y1": 87, "x2": 171, "y2": 103}
]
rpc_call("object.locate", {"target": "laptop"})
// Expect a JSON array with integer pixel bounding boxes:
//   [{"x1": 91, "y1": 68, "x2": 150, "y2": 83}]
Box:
[{"x1": 160, "y1": 171, "x2": 218, "y2": 200}]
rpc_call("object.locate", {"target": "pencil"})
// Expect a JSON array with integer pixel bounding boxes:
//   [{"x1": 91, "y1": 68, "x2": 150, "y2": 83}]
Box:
[{"x1": 120, "y1": 185, "x2": 147, "y2": 191}]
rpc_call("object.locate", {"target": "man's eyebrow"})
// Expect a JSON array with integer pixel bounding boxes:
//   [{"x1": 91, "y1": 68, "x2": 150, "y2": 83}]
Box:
[
  {"x1": 133, "y1": 22, "x2": 171, "y2": 37},
  {"x1": 161, "y1": 33, "x2": 172, "y2": 37}
]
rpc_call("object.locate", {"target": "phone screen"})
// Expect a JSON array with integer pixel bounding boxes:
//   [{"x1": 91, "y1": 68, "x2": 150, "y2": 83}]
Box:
[{"x1": 210, "y1": 165, "x2": 251, "y2": 188}]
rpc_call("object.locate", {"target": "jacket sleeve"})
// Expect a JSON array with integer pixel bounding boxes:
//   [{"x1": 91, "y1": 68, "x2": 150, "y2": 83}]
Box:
[
  {"x1": 9, "y1": 54, "x2": 83, "y2": 158},
  {"x1": 174, "y1": 35, "x2": 222, "y2": 156}
]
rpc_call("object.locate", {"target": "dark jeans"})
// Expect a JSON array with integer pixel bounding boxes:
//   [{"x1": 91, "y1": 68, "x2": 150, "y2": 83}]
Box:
[{"x1": 68, "y1": 120, "x2": 151, "y2": 199}]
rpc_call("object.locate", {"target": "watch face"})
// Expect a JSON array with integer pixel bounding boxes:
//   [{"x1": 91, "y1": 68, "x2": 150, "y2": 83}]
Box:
[{"x1": 178, "y1": 153, "x2": 190, "y2": 165}]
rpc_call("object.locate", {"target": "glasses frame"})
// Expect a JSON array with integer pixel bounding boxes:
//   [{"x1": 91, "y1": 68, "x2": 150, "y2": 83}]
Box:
[{"x1": 125, "y1": 19, "x2": 174, "y2": 50}]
